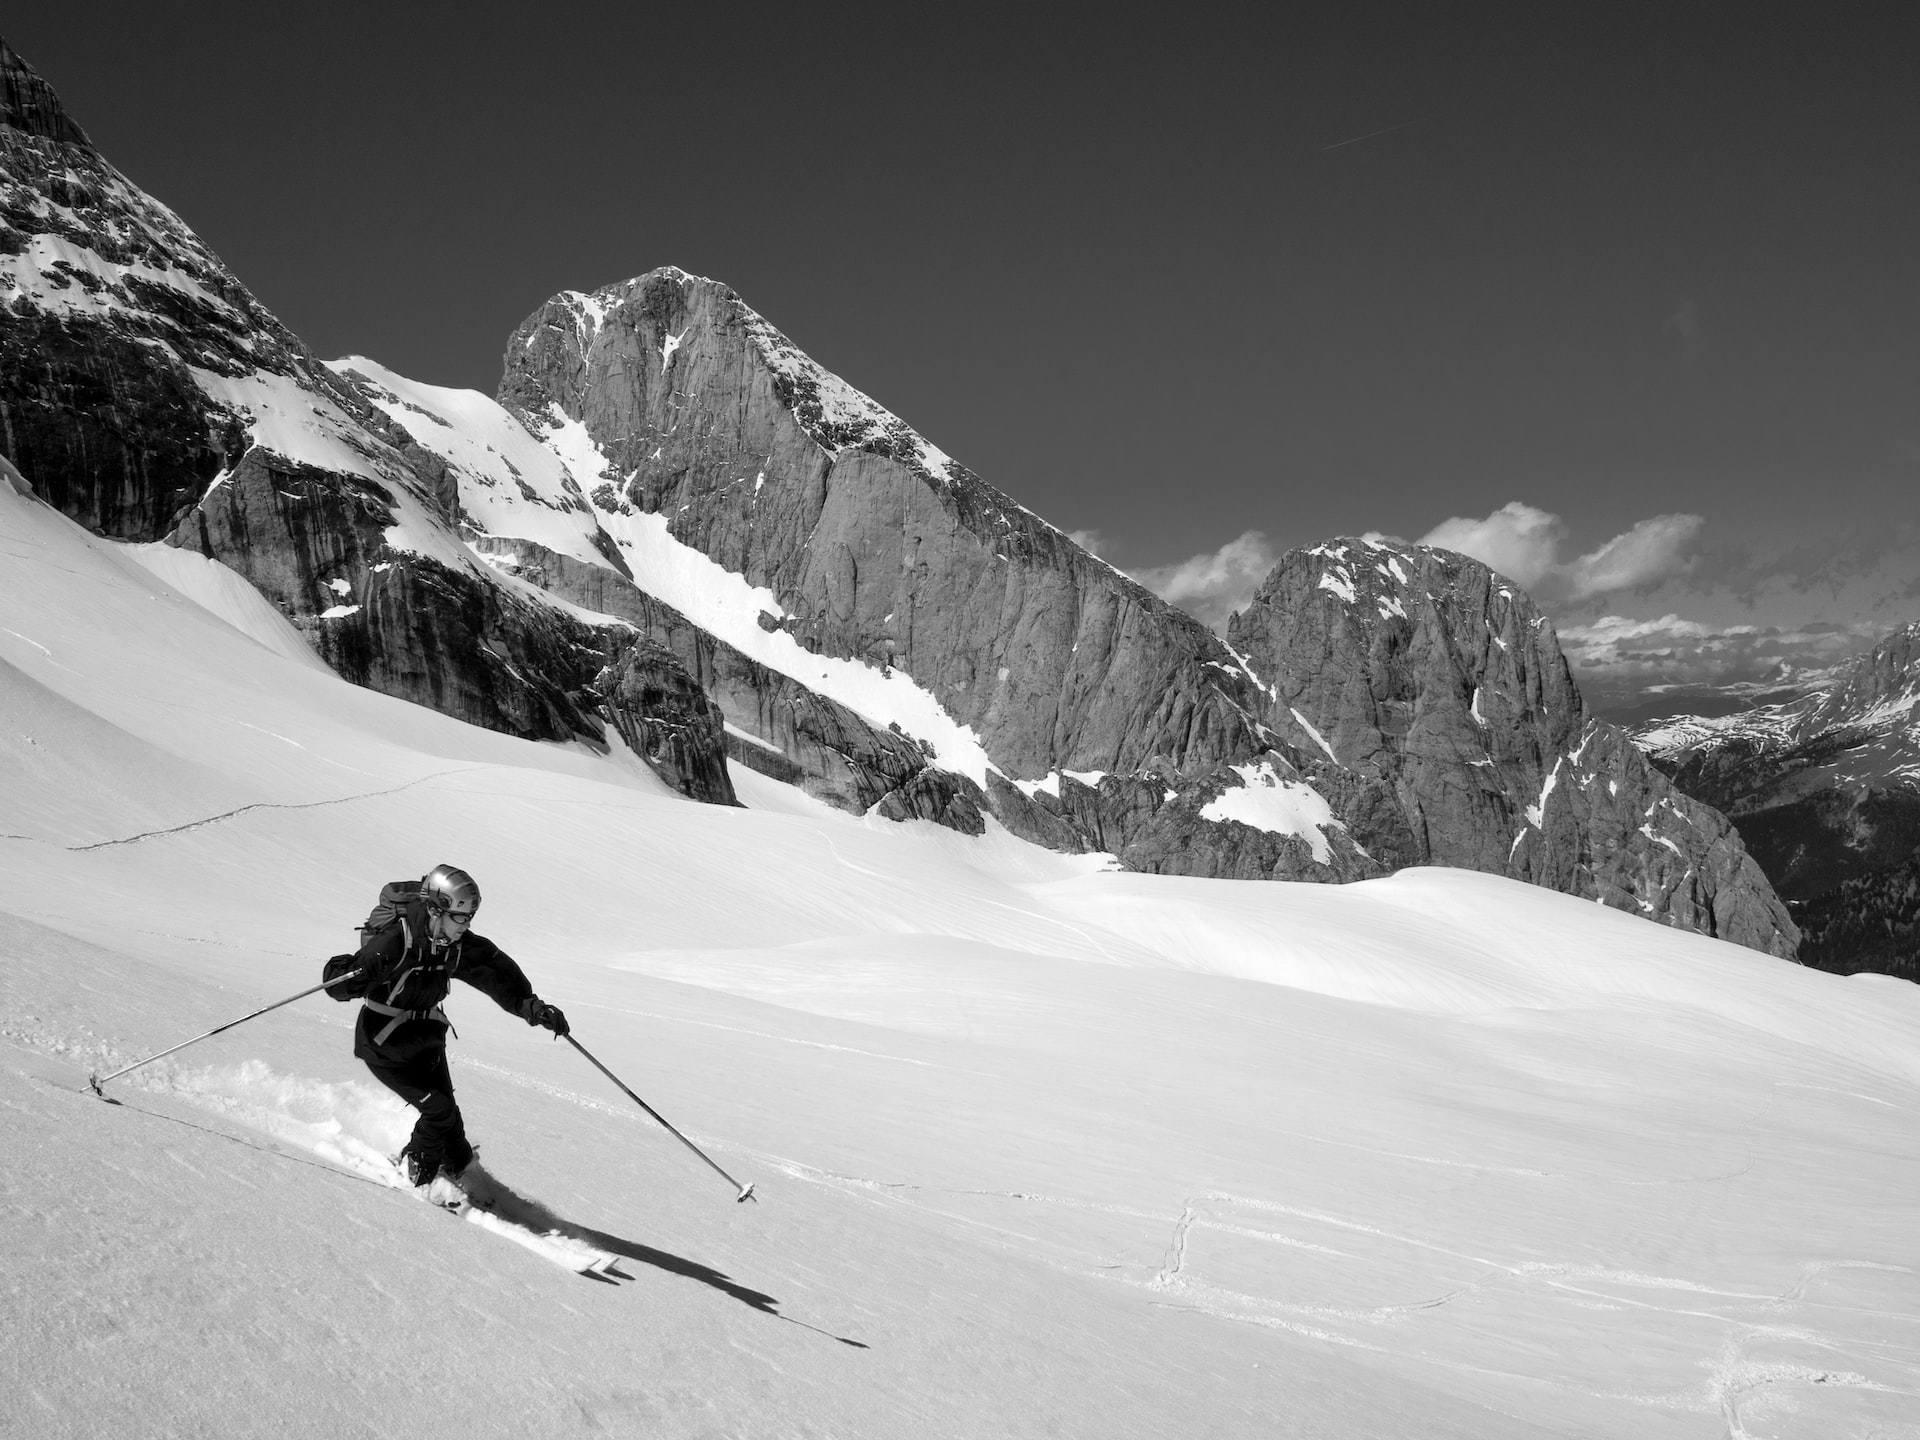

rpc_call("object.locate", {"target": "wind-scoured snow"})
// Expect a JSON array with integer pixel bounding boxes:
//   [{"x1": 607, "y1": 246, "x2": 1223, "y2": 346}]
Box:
[{"x1": 5, "y1": 476, "x2": 1920, "y2": 1439}]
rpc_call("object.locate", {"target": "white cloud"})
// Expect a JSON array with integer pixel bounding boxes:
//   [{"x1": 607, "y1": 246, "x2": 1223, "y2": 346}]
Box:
[
  {"x1": 1067, "y1": 528, "x2": 1114, "y2": 558},
  {"x1": 1419, "y1": 502, "x2": 1565, "y2": 589},
  {"x1": 1417, "y1": 502, "x2": 1703, "y2": 600},
  {"x1": 1565, "y1": 514, "x2": 1705, "y2": 598},
  {"x1": 1129, "y1": 529, "x2": 1279, "y2": 630}
]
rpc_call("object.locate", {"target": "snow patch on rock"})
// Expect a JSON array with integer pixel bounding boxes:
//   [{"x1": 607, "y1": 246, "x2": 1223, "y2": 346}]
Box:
[{"x1": 1201, "y1": 762, "x2": 1341, "y2": 863}]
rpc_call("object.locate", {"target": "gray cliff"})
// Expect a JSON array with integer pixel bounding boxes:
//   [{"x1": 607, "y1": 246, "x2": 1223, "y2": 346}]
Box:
[{"x1": 1228, "y1": 540, "x2": 1798, "y2": 957}]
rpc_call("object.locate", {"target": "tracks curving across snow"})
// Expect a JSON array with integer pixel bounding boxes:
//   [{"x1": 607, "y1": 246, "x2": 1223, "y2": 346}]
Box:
[{"x1": 64, "y1": 767, "x2": 486, "y2": 851}]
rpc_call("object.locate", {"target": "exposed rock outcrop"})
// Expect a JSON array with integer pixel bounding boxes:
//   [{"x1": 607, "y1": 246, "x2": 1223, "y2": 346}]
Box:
[
  {"x1": 0, "y1": 41, "x2": 731, "y2": 800},
  {"x1": 597, "y1": 641, "x2": 737, "y2": 805},
  {"x1": 0, "y1": 40, "x2": 89, "y2": 148},
  {"x1": 1228, "y1": 539, "x2": 1799, "y2": 957}
]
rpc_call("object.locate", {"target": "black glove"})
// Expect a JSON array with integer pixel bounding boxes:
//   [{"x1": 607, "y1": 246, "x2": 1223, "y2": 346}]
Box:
[
  {"x1": 321, "y1": 953, "x2": 366, "y2": 1001},
  {"x1": 524, "y1": 998, "x2": 569, "y2": 1036}
]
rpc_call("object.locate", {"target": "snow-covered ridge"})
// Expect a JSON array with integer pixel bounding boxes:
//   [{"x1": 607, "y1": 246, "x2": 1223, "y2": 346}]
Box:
[
  {"x1": 1630, "y1": 619, "x2": 1920, "y2": 780},
  {"x1": 329, "y1": 358, "x2": 613, "y2": 573},
  {"x1": 1630, "y1": 704, "x2": 1807, "y2": 760}
]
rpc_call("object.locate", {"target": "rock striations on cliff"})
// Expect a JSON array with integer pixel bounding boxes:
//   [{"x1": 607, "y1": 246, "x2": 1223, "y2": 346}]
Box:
[
  {"x1": 487, "y1": 267, "x2": 1380, "y2": 879},
  {"x1": 1634, "y1": 620, "x2": 1920, "y2": 975},
  {"x1": 1226, "y1": 540, "x2": 1799, "y2": 958},
  {"x1": 0, "y1": 38, "x2": 733, "y2": 803}
]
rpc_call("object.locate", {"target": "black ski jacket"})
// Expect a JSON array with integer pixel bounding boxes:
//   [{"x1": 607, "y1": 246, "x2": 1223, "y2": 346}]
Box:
[{"x1": 348, "y1": 900, "x2": 537, "y2": 1064}]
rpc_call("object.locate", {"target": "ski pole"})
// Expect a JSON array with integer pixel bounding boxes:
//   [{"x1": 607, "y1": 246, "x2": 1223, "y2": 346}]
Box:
[
  {"x1": 564, "y1": 1034, "x2": 757, "y2": 1203},
  {"x1": 88, "y1": 970, "x2": 365, "y2": 1096}
]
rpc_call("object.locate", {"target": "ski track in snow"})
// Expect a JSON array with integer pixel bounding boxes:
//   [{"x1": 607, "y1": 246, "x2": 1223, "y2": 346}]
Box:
[
  {"x1": 725, "y1": 1150, "x2": 1920, "y2": 1423},
  {"x1": 60, "y1": 768, "x2": 485, "y2": 851},
  {"x1": 86, "y1": 1056, "x2": 617, "y2": 1274}
]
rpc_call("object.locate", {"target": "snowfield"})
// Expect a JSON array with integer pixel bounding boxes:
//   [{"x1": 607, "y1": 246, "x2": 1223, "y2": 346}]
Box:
[{"x1": 4, "y1": 474, "x2": 1919, "y2": 1438}]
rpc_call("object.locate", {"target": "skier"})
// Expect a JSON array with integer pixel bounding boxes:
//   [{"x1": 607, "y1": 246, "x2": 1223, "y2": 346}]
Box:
[{"x1": 326, "y1": 864, "x2": 569, "y2": 1190}]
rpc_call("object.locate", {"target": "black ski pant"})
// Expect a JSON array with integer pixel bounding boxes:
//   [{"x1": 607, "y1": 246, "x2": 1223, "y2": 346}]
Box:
[{"x1": 363, "y1": 1048, "x2": 473, "y2": 1173}]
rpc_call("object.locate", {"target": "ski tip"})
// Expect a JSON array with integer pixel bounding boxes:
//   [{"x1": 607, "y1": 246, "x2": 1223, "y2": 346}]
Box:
[{"x1": 737, "y1": 1182, "x2": 757, "y2": 1205}]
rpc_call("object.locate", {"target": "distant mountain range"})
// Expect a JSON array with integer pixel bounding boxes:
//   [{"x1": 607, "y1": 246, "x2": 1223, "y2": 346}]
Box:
[
  {"x1": 1632, "y1": 622, "x2": 1920, "y2": 977},
  {"x1": 0, "y1": 36, "x2": 1795, "y2": 959}
]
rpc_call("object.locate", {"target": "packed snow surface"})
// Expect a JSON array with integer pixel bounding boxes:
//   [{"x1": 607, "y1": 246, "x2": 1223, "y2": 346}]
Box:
[{"x1": 4, "y1": 476, "x2": 1920, "y2": 1438}]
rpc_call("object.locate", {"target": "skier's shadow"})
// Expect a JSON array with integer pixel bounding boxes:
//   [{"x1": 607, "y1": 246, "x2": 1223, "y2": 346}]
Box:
[{"x1": 465, "y1": 1165, "x2": 867, "y2": 1347}]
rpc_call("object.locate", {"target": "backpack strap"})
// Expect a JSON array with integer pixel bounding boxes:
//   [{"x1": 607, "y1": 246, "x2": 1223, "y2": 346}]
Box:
[
  {"x1": 362, "y1": 999, "x2": 450, "y2": 1046},
  {"x1": 362, "y1": 916, "x2": 459, "y2": 1045}
]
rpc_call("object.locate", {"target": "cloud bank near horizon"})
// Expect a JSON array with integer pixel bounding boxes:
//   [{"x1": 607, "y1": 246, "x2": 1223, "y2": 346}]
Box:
[
  {"x1": 1121, "y1": 502, "x2": 1710, "y2": 631},
  {"x1": 1117, "y1": 510, "x2": 1916, "y2": 713},
  {"x1": 1417, "y1": 502, "x2": 1706, "y2": 601}
]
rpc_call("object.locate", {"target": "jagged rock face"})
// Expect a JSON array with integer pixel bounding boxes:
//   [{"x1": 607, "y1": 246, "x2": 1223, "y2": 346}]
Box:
[
  {"x1": 0, "y1": 51, "x2": 295, "y2": 536},
  {"x1": 0, "y1": 43, "x2": 732, "y2": 801},
  {"x1": 597, "y1": 641, "x2": 737, "y2": 806},
  {"x1": 1229, "y1": 540, "x2": 1583, "y2": 873},
  {"x1": 1229, "y1": 539, "x2": 1799, "y2": 957},
  {"x1": 0, "y1": 41, "x2": 87, "y2": 148},
  {"x1": 465, "y1": 531, "x2": 933, "y2": 816},
  {"x1": 498, "y1": 269, "x2": 1270, "y2": 784},
  {"x1": 1636, "y1": 620, "x2": 1920, "y2": 975}
]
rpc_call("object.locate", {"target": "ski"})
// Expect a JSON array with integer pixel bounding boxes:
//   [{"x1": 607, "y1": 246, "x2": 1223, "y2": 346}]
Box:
[{"x1": 389, "y1": 1156, "x2": 619, "y2": 1276}]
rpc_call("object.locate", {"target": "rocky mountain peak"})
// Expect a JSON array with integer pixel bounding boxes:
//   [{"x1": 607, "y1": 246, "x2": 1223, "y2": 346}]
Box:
[
  {"x1": 499, "y1": 265, "x2": 1268, "y2": 784},
  {"x1": 1809, "y1": 620, "x2": 1920, "y2": 732},
  {"x1": 1230, "y1": 537, "x2": 1585, "y2": 783},
  {"x1": 1228, "y1": 536, "x2": 1797, "y2": 955},
  {"x1": 0, "y1": 38, "x2": 91, "y2": 149}
]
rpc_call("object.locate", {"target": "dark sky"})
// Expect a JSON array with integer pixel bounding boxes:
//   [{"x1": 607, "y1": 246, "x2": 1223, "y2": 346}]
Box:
[{"x1": 13, "y1": 4, "x2": 1920, "y2": 609}]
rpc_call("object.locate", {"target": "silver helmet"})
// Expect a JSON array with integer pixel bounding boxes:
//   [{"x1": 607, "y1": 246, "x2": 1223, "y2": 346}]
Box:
[{"x1": 421, "y1": 864, "x2": 481, "y2": 916}]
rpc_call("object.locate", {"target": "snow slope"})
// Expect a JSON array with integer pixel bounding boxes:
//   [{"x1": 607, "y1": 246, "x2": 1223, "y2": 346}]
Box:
[{"x1": 4, "y1": 477, "x2": 1920, "y2": 1438}]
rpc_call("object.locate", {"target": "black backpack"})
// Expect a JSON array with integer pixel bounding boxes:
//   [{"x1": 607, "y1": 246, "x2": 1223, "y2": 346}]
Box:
[{"x1": 321, "y1": 878, "x2": 425, "y2": 1001}]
